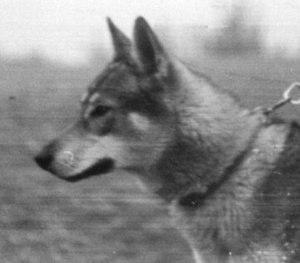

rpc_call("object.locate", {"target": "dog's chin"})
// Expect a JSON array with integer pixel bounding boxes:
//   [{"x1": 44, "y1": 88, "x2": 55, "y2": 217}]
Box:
[{"x1": 60, "y1": 158, "x2": 115, "y2": 183}]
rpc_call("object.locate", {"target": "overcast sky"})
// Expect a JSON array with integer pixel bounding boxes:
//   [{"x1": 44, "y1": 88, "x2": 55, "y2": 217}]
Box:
[{"x1": 0, "y1": 0, "x2": 300, "y2": 64}]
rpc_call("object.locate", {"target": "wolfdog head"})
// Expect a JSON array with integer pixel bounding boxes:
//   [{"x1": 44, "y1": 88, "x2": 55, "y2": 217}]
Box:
[{"x1": 35, "y1": 17, "x2": 178, "y2": 182}]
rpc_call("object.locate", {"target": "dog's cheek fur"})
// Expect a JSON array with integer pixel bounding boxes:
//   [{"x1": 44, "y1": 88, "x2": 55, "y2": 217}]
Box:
[
  {"x1": 128, "y1": 113, "x2": 150, "y2": 132},
  {"x1": 87, "y1": 113, "x2": 116, "y2": 136}
]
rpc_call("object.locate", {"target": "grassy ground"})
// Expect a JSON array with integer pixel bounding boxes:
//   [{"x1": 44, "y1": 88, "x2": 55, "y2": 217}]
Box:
[
  {"x1": 1, "y1": 54, "x2": 300, "y2": 262},
  {"x1": 0, "y1": 146, "x2": 191, "y2": 263}
]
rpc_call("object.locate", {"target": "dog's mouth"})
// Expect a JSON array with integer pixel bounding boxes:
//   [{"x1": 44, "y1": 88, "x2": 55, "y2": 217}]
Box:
[{"x1": 62, "y1": 158, "x2": 115, "y2": 183}]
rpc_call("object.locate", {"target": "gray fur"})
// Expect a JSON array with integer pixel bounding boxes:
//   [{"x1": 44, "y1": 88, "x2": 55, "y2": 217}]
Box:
[{"x1": 35, "y1": 17, "x2": 300, "y2": 263}]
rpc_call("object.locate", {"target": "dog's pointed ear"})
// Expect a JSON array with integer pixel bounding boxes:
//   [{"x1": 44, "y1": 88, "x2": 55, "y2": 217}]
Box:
[
  {"x1": 134, "y1": 17, "x2": 170, "y2": 76},
  {"x1": 107, "y1": 18, "x2": 132, "y2": 61}
]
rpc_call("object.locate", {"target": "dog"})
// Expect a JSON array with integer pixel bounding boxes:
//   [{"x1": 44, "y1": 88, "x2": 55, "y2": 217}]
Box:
[{"x1": 35, "y1": 17, "x2": 300, "y2": 263}]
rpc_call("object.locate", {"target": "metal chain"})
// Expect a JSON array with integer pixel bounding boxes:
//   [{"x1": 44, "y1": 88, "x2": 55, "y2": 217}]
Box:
[{"x1": 255, "y1": 82, "x2": 300, "y2": 115}]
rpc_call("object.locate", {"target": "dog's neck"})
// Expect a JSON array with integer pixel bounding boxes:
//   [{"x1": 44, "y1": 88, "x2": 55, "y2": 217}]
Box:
[{"x1": 148, "y1": 61, "x2": 266, "y2": 201}]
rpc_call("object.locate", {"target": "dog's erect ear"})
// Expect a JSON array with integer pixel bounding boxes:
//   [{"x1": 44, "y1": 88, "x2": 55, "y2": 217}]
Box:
[
  {"x1": 134, "y1": 17, "x2": 170, "y2": 76},
  {"x1": 107, "y1": 18, "x2": 132, "y2": 61}
]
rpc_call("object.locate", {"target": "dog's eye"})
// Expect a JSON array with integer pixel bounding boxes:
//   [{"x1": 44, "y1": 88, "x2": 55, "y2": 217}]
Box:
[{"x1": 90, "y1": 105, "x2": 111, "y2": 118}]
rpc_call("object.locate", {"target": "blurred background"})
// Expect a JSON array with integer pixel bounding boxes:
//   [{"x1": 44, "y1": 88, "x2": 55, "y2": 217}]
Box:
[{"x1": 1, "y1": 0, "x2": 300, "y2": 262}]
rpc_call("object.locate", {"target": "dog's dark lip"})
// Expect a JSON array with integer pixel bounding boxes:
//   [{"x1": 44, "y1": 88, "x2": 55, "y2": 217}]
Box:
[{"x1": 62, "y1": 158, "x2": 115, "y2": 183}]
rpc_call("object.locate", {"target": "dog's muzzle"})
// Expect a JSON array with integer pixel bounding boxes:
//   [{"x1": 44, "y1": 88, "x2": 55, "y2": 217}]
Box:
[
  {"x1": 62, "y1": 158, "x2": 115, "y2": 182},
  {"x1": 34, "y1": 144, "x2": 115, "y2": 182},
  {"x1": 34, "y1": 143, "x2": 55, "y2": 171}
]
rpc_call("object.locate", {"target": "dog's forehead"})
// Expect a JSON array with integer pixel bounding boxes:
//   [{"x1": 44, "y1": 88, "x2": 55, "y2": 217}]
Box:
[{"x1": 81, "y1": 62, "x2": 139, "y2": 104}]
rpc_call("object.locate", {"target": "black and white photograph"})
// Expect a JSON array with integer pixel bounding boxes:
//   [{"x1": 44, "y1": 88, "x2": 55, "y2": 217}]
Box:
[{"x1": 1, "y1": 1, "x2": 300, "y2": 262}]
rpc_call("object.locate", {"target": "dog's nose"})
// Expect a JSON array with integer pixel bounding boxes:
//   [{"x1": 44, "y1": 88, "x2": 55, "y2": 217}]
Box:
[
  {"x1": 34, "y1": 151, "x2": 53, "y2": 170},
  {"x1": 34, "y1": 145, "x2": 54, "y2": 170}
]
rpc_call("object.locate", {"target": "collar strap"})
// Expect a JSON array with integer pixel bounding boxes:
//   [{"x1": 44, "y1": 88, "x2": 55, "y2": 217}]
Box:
[{"x1": 179, "y1": 121, "x2": 264, "y2": 208}]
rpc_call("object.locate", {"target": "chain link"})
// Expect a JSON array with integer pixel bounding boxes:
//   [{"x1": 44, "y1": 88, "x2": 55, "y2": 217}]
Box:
[{"x1": 255, "y1": 82, "x2": 300, "y2": 115}]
